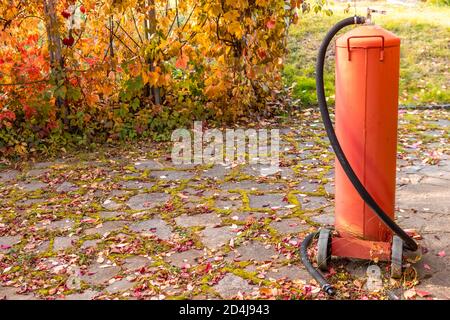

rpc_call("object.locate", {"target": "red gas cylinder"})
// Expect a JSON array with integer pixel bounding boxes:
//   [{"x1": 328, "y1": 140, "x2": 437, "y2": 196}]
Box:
[{"x1": 333, "y1": 25, "x2": 401, "y2": 258}]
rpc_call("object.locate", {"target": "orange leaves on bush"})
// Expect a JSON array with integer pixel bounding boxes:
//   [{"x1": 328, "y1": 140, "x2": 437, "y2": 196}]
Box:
[
  {"x1": 23, "y1": 105, "x2": 37, "y2": 119},
  {"x1": 0, "y1": 0, "x2": 301, "y2": 156},
  {"x1": 175, "y1": 52, "x2": 189, "y2": 70},
  {"x1": 61, "y1": 10, "x2": 71, "y2": 19},
  {"x1": 266, "y1": 18, "x2": 276, "y2": 29},
  {"x1": 63, "y1": 36, "x2": 75, "y2": 47}
]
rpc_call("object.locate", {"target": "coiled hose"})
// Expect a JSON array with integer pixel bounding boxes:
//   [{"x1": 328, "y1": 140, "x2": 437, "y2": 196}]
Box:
[{"x1": 300, "y1": 16, "x2": 418, "y2": 296}]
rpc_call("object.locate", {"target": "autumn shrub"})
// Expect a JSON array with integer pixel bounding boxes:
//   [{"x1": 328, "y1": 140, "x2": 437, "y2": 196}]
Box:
[{"x1": 0, "y1": 0, "x2": 317, "y2": 157}]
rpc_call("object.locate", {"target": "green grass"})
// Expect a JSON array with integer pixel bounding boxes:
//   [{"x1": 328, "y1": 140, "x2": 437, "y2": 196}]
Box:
[{"x1": 285, "y1": 1, "x2": 450, "y2": 107}]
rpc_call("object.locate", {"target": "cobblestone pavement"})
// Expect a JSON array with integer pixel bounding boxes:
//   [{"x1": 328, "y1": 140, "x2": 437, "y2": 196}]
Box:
[{"x1": 0, "y1": 109, "x2": 448, "y2": 300}]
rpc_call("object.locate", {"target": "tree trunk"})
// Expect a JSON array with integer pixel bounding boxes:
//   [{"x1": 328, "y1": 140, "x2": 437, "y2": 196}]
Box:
[
  {"x1": 144, "y1": 0, "x2": 161, "y2": 105},
  {"x1": 43, "y1": 0, "x2": 67, "y2": 123}
]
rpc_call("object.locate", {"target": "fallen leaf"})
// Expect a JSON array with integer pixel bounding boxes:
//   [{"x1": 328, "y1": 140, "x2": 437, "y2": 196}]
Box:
[{"x1": 416, "y1": 290, "x2": 432, "y2": 298}]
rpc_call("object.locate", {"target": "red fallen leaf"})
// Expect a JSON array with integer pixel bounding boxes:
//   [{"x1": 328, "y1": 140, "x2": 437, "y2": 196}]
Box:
[
  {"x1": 416, "y1": 290, "x2": 432, "y2": 298},
  {"x1": 204, "y1": 262, "x2": 212, "y2": 273},
  {"x1": 438, "y1": 250, "x2": 446, "y2": 257},
  {"x1": 63, "y1": 36, "x2": 75, "y2": 47},
  {"x1": 61, "y1": 10, "x2": 71, "y2": 19},
  {"x1": 327, "y1": 267, "x2": 337, "y2": 277},
  {"x1": 266, "y1": 18, "x2": 276, "y2": 29},
  {"x1": 80, "y1": 5, "x2": 86, "y2": 14}
]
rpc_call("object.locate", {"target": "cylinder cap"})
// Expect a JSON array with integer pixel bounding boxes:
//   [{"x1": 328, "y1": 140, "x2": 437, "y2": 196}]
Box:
[{"x1": 336, "y1": 25, "x2": 400, "y2": 48}]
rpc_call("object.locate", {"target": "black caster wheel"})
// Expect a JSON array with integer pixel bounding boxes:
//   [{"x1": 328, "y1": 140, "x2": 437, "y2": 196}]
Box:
[
  {"x1": 317, "y1": 228, "x2": 332, "y2": 272},
  {"x1": 391, "y1": 235, "x2": 403, "y2": 279}
]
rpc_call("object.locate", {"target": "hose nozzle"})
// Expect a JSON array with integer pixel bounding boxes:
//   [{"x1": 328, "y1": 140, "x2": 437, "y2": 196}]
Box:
[
  {"x1": 366, "y1": 8, "x2": 387, "y2": 24},
  {"x1": 322, "y1": 284, "x2": 336, "y2": 296}
]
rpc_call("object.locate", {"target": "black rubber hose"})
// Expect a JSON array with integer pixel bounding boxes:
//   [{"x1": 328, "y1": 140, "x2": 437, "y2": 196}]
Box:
[
  {"x1": 300, "y1": 231, "x2": 335, "y2": 296},
  {"x1": 315, "y1": 16, "x2": 418, "y2": 252}
]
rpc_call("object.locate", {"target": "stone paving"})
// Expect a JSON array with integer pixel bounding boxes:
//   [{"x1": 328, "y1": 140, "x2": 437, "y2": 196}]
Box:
[{"x1": 0, "y1": 108, "x2": 448, "y2": 300}]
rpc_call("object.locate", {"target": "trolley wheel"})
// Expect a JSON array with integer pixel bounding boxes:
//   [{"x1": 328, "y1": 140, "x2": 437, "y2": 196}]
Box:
[
  {"x1": 391, "y1": 235, "x2": 403, "y2": 279},
  {"x1": 317, "y1": 228, "x2": 332, "y2": 272}
]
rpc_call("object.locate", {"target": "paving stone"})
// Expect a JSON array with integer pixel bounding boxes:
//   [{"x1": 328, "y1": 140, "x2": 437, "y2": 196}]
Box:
[
  {"x1": 0, "y1": 236, "x2": 21, "y2": 251},
  {"x1": 398, "y1": 212, "x2": 450, "y2": 234},
  {"x1": 344, "y1": 260, "x2": 371, "y2": 278},
  {"x1": 17, "y1": 181, "x2": 48, "y2": 192},
  {"x1": 180, "y1": 187, "x2": 216, "y2": 198},
  {"x1": 56, "y1": 181, "x2": 78, "y2": 193},
  {"x1": 266, "y1": 265, "x2": 310, "y2": 281},
  {"x1": 398, "y1": 173, "x2": 423, "y2": 185},
  {"x1": 397, "y1": 184, "x2": 449, "y2": 213},
  {"x1": 15, "y1": 198, "x2": 43, "y2": 207},
  {"x1": 109, "y1": 189, "x2": 129, "y2": 197},
  {"x1": 229, "y1": 212, "x2": 269, "y2": 222},
  {"x1": 105, "y1": 279, "x2": 134, "y2": 294},
  {"x1": 81, "y1": 239, "x2": 100, "y2": 249},
  {"x1": 248, "y1": 194, "x2": 286, "y2": 209},
  {"x1": 32, "y1": 161, "x2": 55, "y2": 169},
  {"x1": 296, "y1": 181, "x2": 320, "y2": 193},
  {"x1": 64, "y1": 289, "x2": 98, "y2": 300},
  {"x1": 102, "y1": 198, "x2": 122, "y2": 210},
  {"x1": 84, "y1": 221, "x2": 128, "y2": 236},
  {"x1": 149, "y1": 170, "x2": 195, "y2": 181},
  {"x1": 243, "y1": 165, "x2": 291, "y2": 178},
  {"x1": 126, "y1": 193, "x2": 170, "y2": 210},
  {"x1": 25, "y1": 168, "x2": 49, "y2": 178},
  {"x1": 53, "y1": 236, "x2": 78, "y2": 251},
  {"x1": 39, "y1": 219, "x2": 75, "y2": 232},
  {"x1": 81, "y1": 264, "x2": 121, "y2": 285},
  {"x1": 174, "y1": 213, "x2": 221, "y2": 228},
  {"x1": 401, "y1": 165, "x2": 423, "y2": 174},
  {"x1": 279, "y1": 168, "x2": 295, "y2": 179},
  {"x1": 300, "y1": 196, "x2": 329, "y2": 210},
  {"x1": 420, "y1": 176, "x2": 449, "y2": 187},
  {"x1": 129, "y1": 218, "x2": 172, "y2": 240},
  {"x1": 122, "y1": 256, "x2": 152, "y2": 271},
  {"x1": 270, "y1": 218, "x2": 309, "y2": 235},
  {"x1": 412, "y1": 284, "x2": 450, "y2": 300},
  {"x1": 420, "y1": 165, "x2": 450, "y2": 180},
  {"x1": 311, "y1": 213, "x2": 335, "y2": 226},
  {"x1": 16, "y1": 198, "x2": 45, "y2": 207},
  {"x1": 235, "y1": 242, "x2": 278, "y2": 262},
  {"x1": 324, "y1": 183, "x2": 334, "y2": 195},
  {"x1": 202, "y1": 165, "x2": 231, "y2": 180},
  {"x1": 200, "y1": 226, "x2": 235, "y2": 249},
  {"x1": 35, "y1": 240, "x2": 50, "y2": 253},
  {"x1": 215, "y1": 199, "x2": 242, "y2": 210},
  {"x1": 165, "y1": 250, "x2": 203, "y2": 268},
  {"x1": 0, "y1": 286, "x2": 37, "y2": 300},
  {"x1": 134, "y1": 160, "x2": 165, "y2": 171},
  {"x1": 213, "y1": 273, "x2": 256, "y2": 298},
  {"x1": 119, "y1": 180, "x2": 155, "y2": 190},
  {"x1": 99, "y1": 211, "x2": 127, "y2": 219},
  {"x1": 0, "y1": 170, "x2": 19, "y2": 182},
  {"x1": 220, "y1": 181, "x2": 284, "y2": 192}
]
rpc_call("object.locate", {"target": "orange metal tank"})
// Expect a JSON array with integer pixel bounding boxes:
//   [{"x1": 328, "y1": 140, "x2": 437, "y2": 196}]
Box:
[{"x1": 334, "y1": 25, "x2": 401, "y2": 243}]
